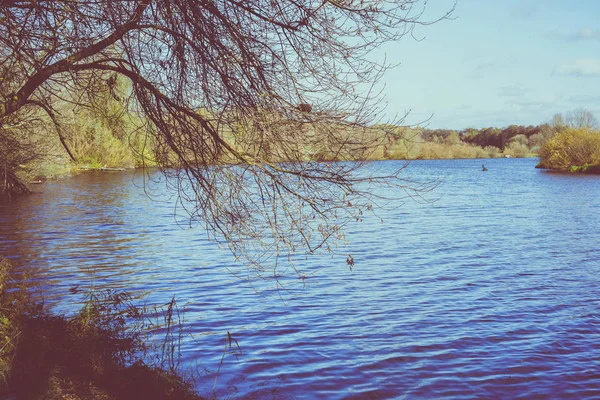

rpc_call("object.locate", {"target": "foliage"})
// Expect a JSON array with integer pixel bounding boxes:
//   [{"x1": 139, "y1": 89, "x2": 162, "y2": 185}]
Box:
[
  {"x1": 0, "y1": 257, "x2": 201, "y2": 399},
  {"x1": 0, "y1": 258, "x2": 19, "y2": 386},
  {"x1": 505, "y1": 141, "x2": 530, "y2": 158},
  {"x1": 0, "y1": 95, "x2": 45, "y2": 195},
  {"x1": 415, "y1": 109, "x2": 599, "y2": 160},
  {"x1": 61, "y1": 83, "x2": 156, "y2": 169},
  {"x1": 537, "y1": 127, "x2": 600, "y2": 172},
  {"x1": 384, "y1": 127, "x2": 422, "y2": 160},
  {"x1": 509, "y1": 134, "x2": 529, "y2": 147},
  {"x1": 417, "y1": 140, "x2": 499, "y2": 159},
  {"x1": 0, "y1": 61, "x2": 75, "y2": 195},
  {"x1": 426, "y1": 124, "x2": 543, "y2": 151},
  {"x1": 370, "y1": 125, "x2": 422, "y2": 160},
  {"x1": 0, "y1": 69, "x2": 154, "y2": 195}
]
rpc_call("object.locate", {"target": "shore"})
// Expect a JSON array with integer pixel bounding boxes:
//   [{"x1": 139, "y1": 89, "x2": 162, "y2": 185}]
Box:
[{"x1": 0, "y1": 258, "x2": 203, "y2": 400}]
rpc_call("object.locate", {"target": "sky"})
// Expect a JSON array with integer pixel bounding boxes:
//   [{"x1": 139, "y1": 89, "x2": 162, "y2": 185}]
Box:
[{"x1": 375, "y1": 0, "x2": 600, "y2": 129}]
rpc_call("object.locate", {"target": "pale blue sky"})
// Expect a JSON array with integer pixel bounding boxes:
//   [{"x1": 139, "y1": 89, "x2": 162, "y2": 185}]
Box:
[{"x1": 377, "y1": 0, "x2": 600, "y2": 129}]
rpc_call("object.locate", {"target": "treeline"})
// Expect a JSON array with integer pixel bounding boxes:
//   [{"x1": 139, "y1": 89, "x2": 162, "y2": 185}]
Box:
[
  {"x1": 0, "y1": 112, "x2": 557, "y2": 195},
  {"x1": 371, "y1": 108, "x2": 599, "y2": 161},
  {"x1": 369, "y1": 123, "x2": 550, "y2": 161},
  {"x1": 3, "y1": 84, "x2": 599, "y2": 196},
  {"x1": 422, "y1": 124, "x2": 551, "y2": 155}
]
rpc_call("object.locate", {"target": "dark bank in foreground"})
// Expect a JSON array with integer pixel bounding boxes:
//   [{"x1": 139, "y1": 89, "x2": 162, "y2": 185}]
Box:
[{"x1": 0, "y1": 258, "x2": 203, "y2": 400}]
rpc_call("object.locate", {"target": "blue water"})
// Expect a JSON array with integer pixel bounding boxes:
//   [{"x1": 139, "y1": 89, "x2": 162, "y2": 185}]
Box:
[{"x1": 1, "y1": 158, "x2": 599, "y2": 399}]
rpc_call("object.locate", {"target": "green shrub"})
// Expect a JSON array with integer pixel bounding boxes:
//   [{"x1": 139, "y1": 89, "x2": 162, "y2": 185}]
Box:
[{"x1": 538, "y1": 127, "x2": 600, "y2": 171}]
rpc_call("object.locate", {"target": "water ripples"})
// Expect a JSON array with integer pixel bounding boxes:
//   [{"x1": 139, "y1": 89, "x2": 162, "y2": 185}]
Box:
[{"x1": 1, "y1": 159, "x2": 600, "y2": 398}]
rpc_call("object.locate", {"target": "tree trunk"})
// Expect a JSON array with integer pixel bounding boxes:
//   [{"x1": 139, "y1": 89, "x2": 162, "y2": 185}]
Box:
[{"x1": 0, "y1": 167, "x2": 30, "y2": 197}]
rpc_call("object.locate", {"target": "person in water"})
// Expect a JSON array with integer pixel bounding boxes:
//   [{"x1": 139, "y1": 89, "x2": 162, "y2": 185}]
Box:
[{"x1": 482, "y1": 164, "x2": 487, "y2": 171}]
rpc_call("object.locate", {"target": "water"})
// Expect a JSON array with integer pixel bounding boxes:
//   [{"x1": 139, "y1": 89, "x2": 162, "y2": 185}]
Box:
[{"x1": 1, "y1": 158, "x2": 600, "y2": 399}]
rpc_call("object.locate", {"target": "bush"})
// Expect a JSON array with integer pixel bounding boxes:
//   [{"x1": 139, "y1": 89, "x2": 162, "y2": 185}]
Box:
[
  {"x1": 417, "y1": 141, "x2": 496, "y2": 159},
  {"x1": 538, "y1": 127, "x2": 600, "y2": 172},
  {"x1": 484, "y1": 146, "x2": 502, "y2": 158},
  {"x1": 0, "y1": 258, "x2": 201, "y2": 400},
  {"x1": 61, "y1": 81, "x2": 156, "y2": 170},
  {"x1": 505, "y1": 141, "x2": 530, "y2": 158}
]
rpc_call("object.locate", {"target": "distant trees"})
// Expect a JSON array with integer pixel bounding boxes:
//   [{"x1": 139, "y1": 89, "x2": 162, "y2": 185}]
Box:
[
  {"x1": 538, "y1": 127, "x2": 600, "y2": 172},
  {"x1": 417, "y1": 136, "x2": 495, "y2": 159},
  {"x1": 375, "y1": 125, "x2": 422, "y2": 160},
  {"x1": 0, "y1": 0, "x2": 451, "y2": 275},
  {"x1": 535, "y1": 109, "x2": 600, "y2": 172},
  {"x1": 565, "y1": 108, "x2": 599, "y2": 130},
  {"x1": 424, "y1": 125, "x2": 542, "y2": 151},
  {"x1": 0, "y1": 68, "x2": 150, "y2": 197},
  {"x1": 58, "y1": 78, "x2": 153, "y2": 169},
  {"x1": 421, "y1": 125, "x2": 541, "y2": 156},
  {"x1": 417, "y1": 108, "x2": 600, "y2": 161},
  {"x1": 528, "y1": 126, "x2": 552, "y2": 153}
]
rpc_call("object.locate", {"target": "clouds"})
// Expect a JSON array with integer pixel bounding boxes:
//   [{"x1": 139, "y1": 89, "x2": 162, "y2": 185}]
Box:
[
  {"x1": 471, "y1": 60, "x2": 497, "y2": 78},
  {"x1": 511, "y1": 95, "x2": 562, "y2": 111},
  {"x1": 570, "y1": 28, "x2": 600, "y2": 41},
  {"x1": 569, "y1": 94, "x2": 600, "y2": 104},
  {"x1": 550, "y1": 28, "x2": 600, "y2": 42},
  {"x1": 550, "y1": 25, "x2": 600, "y2": 77},
  {"x1": 498, "y1": 84, "x2": 529, "y2": 98},
  {"x1": 555, "y1": 58, "x2": 600, "y2": 77},
  {"x1": 382, "y1": 1, "x2": 600, "y2": 129}
]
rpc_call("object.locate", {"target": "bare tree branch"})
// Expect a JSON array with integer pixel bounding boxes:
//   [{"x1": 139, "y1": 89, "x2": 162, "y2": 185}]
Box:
[{"x1": 0, "y1": 0, "x2": 451, "y2": 279}]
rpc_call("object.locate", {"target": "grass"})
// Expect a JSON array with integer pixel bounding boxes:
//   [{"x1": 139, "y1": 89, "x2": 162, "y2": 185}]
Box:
[{"x1": 0, "y1": 257, "x2": 203, "y2": 400}]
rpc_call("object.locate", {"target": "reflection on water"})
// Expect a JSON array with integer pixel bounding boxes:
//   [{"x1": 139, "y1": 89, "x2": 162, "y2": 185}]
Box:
[{"x1": 1, "y1": 158, "x2": 600, "y2": 399}]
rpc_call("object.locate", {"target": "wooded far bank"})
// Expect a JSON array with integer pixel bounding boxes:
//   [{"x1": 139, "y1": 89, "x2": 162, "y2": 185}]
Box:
[{"x1": 3, "y1": 106, "x2": 599, "y2": 198}]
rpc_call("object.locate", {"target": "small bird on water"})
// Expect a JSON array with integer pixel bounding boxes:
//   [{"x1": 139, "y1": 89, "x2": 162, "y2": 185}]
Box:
[{"x1": 482, "y1": 164, "x2": 488, "y2": 171}]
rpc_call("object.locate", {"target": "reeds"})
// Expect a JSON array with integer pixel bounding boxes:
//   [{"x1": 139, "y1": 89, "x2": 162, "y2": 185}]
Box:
[{"x1": 0, "y1": 258, "x2": 202, "y2": 399}]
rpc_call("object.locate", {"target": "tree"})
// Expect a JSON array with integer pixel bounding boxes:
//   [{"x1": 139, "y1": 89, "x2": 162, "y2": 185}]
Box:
[
  {"x1": 549, "y1": 109, "x2": 598, "y2": 131},
  {"x1": 505, "y1": 141, "x2": 529, "y2": 158},
  {"x1": 0, "y1": 65, "x2": 58, "y2": 196},
  {"x1": 0, "y1": 112, "x2": 42, "y2": 196},
  {"x1": 0, "y1": 0, "x2": 451, "y2": 277},
  {"x1": 538, "y1": 127, "x2": 600, "y2": 172},
  {"x1": 565, "y1": 108, "x2": 599, "y2": 130},
  {"x1": 551, "y1": 113, "x2": 566, "y2": 130},
  {"x1": 508, "y1": 134, "x2": 529, "y2": 147}
]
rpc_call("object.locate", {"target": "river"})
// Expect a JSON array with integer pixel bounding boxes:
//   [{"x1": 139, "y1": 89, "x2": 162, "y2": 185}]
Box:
[{"x1": 1, "y1": 158, "x2": 599, "y2": 399}]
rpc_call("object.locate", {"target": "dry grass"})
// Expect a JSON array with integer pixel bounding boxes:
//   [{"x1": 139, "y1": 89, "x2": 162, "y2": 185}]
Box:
[{"x1": 0, "y1": 258, "x2": 202, "y2": 400}]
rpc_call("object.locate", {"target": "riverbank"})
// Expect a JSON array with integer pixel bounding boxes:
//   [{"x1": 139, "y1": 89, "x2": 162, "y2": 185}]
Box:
[
  {"x1": 5, "y1": 116, "x2": 549, "y2": 197},
  {"x1": 0, "y1": 258, "x2": 202, "y2": 400},
  {"x1": 536, "y1": 163, "x2": 600, "y2": 174},
  {"x1": 8, "y1": 151, "x2": 533, "y2": 197}
]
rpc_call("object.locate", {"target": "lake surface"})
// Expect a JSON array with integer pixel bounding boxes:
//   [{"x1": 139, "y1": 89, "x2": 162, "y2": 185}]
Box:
[{"x1": 1, "y1": 158, "x2": 600, "y2": 399}]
